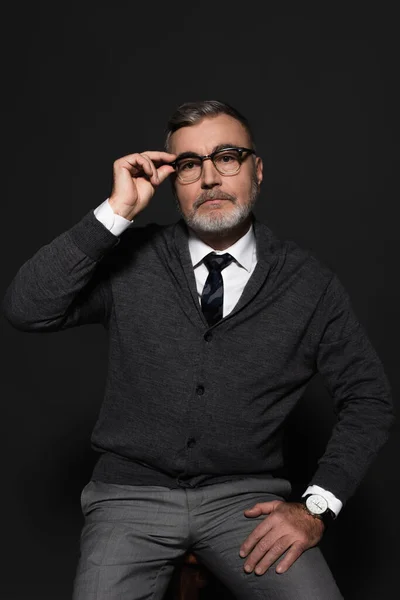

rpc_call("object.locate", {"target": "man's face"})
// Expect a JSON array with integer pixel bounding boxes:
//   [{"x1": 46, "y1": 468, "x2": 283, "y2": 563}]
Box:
[{"x1": 168, "y1": 114, "x2": 263, "y2": 234}]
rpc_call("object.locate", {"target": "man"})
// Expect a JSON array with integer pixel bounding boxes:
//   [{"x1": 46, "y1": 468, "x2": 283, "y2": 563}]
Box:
[{"x1": 2, "y1": 100, "x2": 393, "y2": 599}]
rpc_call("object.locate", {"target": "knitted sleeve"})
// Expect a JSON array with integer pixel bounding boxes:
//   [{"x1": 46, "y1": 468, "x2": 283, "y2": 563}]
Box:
[
  {"x1": 1, "y1": 210, "x2": 120, "y2": 332},
  {"x1": 308, "y1": 274, "x2": 394, "y2": 504}
]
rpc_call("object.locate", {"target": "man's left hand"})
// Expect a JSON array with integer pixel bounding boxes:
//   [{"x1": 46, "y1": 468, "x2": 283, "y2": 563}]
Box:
[{"x1": 239, "y1": 500, "x2": 325, "y2": 575}]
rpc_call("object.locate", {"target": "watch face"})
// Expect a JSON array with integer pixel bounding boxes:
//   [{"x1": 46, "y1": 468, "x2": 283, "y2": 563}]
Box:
[{"x1": 305, "y1": 494, "x2": 328, "y2": 514}]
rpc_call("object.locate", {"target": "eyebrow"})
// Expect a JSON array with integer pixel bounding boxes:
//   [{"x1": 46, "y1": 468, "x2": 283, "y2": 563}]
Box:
[{"x1": 174, "y1": 143, "x2": 241, "y2": 161}]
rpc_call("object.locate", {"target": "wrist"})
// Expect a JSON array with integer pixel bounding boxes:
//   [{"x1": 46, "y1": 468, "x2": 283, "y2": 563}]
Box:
[
  {"x1": 299, "y1": 494, "x2": 336, "y2": 528},
  {"x1": 297, "y1": 503, "x2": 327, "y2": 533},
  {"x1": 108, "y1": 197, "x2": 137, "y2": 221}
]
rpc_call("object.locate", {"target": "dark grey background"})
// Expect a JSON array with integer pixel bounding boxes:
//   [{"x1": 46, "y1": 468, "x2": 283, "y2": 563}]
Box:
[{"x1": 1, "y1": 3, "x2": 398, "y2": 599}]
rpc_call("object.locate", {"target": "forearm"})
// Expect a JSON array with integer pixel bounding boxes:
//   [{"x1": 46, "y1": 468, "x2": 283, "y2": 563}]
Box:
[
  {"x1": 309, "y1": 274, "x2": 395, "y2": 504},
  {"x1": 2, "y1": 210, "x2": 119, "y2": 331},
  {"x1": 309, "y1": 391, "x2": 394, "y2": 502}
]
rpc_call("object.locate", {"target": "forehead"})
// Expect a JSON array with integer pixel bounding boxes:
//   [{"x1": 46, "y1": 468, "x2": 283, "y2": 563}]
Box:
[{"x1": 169, "y1": 114, "x2": 251, "y2": 154}]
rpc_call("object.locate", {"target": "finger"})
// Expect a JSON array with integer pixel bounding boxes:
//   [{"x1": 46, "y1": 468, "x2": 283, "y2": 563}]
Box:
[
  {"x1": 240, "y1": 518, "x2": 273, "y2": 557},
  {"x1": 156, "y1": 163, "x2": 176, "y2": 184},
  {"x1": 141, "y1": 150, "x2": 177, "y2": 164},
  {"x1": 275, "y1": 541, "x2": 305, "y2": 574},
  {"x1": 119, "y1": 154, "x2": 156, "y2": 181},
  {"x1": 244, "y1": 505, "x2": 263, "y2": 517},
  {"x1": 137, "y1": 154, "x2": 159, "y2": 184},
  {"x1": 142, "y1": 150, "x2": 177, "y2": 173},
  {"x1": 142, "y1": 152, "x2": 177, "y2": 184},
  {"x1": 244, "y1": 500, "x2": 282, "y2": 516},
  {"x1": 246, "y1": 535, "x2": 292, "y2": 575},
  {"x1": 121, "y1": 151, "x2": 176, "y2": 163}
]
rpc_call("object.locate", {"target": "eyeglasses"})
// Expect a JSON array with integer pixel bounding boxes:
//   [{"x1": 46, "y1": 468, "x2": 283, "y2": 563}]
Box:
[{"x1": 171, "y1": 146, "x2": 255, "y2": 183}]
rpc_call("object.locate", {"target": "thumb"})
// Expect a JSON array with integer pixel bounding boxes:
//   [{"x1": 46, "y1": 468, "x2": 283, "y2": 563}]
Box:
[
  {"x1": 156, "y1": 164, "x2": 176, "y2": 184},
  {"x1": 244, "y1": 500, "x2": 283, "y2": 516}
]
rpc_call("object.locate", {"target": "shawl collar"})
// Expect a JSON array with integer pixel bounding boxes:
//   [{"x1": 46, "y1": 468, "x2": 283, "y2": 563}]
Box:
[{"x1": 171, "y1": 214, "x2": 284, "y2": 327}]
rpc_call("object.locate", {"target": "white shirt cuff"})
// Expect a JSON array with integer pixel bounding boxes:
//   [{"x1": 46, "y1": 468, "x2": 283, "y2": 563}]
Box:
[
  {"x1": 302, "y1": 485, "x2": 343, "y2": 517},
  {"x1": 93, "y1": 199, "x2": 135, "y2": 236}
]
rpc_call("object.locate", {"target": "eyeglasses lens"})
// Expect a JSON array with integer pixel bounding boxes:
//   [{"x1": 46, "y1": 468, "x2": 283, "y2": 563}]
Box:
[{"x1": 176, "y1": 149, "x2": 242, "y2": 182}]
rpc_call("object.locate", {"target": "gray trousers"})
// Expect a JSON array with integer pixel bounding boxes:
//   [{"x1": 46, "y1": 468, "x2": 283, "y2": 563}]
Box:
[{"x1": 72, "y1": 478, "x2": 343, "y2": 600}]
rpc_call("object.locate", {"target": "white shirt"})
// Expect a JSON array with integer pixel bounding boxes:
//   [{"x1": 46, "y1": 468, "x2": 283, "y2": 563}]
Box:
[
  {"x1": 93, "y1": 198, "x2": 343, "y2": 517},
  {"x1": 188, "y1": 222, "x2": 257, "y2": 317}
]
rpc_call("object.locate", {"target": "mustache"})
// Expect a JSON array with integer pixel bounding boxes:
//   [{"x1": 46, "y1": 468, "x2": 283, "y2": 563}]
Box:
[{"x1": 193, "y1": 191, "x2": 237, "y2": 209}]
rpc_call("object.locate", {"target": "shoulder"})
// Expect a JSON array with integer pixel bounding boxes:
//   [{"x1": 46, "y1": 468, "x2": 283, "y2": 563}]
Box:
[
  {"x1": 253, "y1": 218, "x2": 337, "y2": 291},
  {"x1": 111, "y1": 221, "x2": 176, "y2": 253},
  {"x1": 93, "y1": 222, "x2": 177, "y2": 275}
]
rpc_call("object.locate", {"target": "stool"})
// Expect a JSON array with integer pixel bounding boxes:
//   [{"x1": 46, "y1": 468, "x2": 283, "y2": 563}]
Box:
[{"x1": 172, "y1": 552, "x2": 210, "y2": 600}]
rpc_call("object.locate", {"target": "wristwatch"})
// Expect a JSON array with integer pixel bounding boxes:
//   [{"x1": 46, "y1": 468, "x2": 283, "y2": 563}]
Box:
[{"x1": 300, "y1": 494, "x2": 336, "y2": 526}]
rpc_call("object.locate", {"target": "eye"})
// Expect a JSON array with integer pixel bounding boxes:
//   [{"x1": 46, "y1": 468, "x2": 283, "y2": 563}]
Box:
[
  {"x1": 215, "y1": 150, "x2": 240, "y2": 164},
  {"x1": 178, "y1": 159, "x2": 201, "y2": 171}
]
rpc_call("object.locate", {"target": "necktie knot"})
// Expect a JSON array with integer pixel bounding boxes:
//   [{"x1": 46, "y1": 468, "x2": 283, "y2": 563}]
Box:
[{"x1": 203, "y1": 252, "x2": 234, "y2": 272}]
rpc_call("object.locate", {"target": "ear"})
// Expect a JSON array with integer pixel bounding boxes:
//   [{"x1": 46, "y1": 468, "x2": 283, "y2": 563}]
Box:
[{"x1": 255, "y1": 156, "x2": 263, "y2": 187}]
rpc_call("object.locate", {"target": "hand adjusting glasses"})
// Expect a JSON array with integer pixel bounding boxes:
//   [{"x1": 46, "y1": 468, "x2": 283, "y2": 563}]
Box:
[{"x1": 171, "y1": 146, "x2": 256, "y2": 184}]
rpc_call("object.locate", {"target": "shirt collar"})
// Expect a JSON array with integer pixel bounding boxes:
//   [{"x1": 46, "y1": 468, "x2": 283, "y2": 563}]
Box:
[{"x1": 188, "y1": 222, "x2": 256, "y2": 272}]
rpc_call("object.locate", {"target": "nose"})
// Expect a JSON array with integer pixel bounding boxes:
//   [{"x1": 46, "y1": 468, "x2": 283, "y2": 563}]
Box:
[{"x1": 200, "y1": 158, "x2": 222, "y2": 189}]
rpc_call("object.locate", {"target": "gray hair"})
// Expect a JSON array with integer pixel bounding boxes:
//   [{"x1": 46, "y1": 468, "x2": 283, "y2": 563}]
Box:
[{"x1": 164, "y1": 100, "x2": 256, "y2": 152}]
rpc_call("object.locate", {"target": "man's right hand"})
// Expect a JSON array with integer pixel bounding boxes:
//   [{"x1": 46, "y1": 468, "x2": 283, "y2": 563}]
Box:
[{"x1": 108, "y1": 151, "x2": 177, "y2": 221}]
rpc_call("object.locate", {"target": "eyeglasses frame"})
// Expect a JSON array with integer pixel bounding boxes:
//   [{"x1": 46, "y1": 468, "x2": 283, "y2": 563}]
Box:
[{"x1": 170, "y1": 146, "x2": 256, "y2": 183}]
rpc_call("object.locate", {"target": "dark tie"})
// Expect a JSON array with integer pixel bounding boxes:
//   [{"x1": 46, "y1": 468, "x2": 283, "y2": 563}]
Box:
[{"x1": 201, "y1": 252, "x2": 234, "y2": 327}]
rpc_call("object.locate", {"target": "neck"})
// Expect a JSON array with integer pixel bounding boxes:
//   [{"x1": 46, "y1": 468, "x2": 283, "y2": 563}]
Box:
[{"x1": 192, "y1": 216, "x2": 253, "y2": 251}]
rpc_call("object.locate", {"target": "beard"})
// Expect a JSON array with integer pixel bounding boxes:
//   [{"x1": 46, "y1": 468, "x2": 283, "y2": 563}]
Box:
[{"x1": 175, "y1": 175, "x2": 260, "y2": 235}]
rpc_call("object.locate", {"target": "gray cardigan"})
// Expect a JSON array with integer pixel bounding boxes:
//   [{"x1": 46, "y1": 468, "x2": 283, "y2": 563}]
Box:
[{"x1": 2, "y1": 209, "x2": 394, "y2": 504}]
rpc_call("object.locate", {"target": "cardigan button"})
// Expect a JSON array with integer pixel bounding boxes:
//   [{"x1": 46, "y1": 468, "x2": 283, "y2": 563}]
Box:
[{"x1": 196, "y1": 385, "x2": 205, "y2": 395}]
